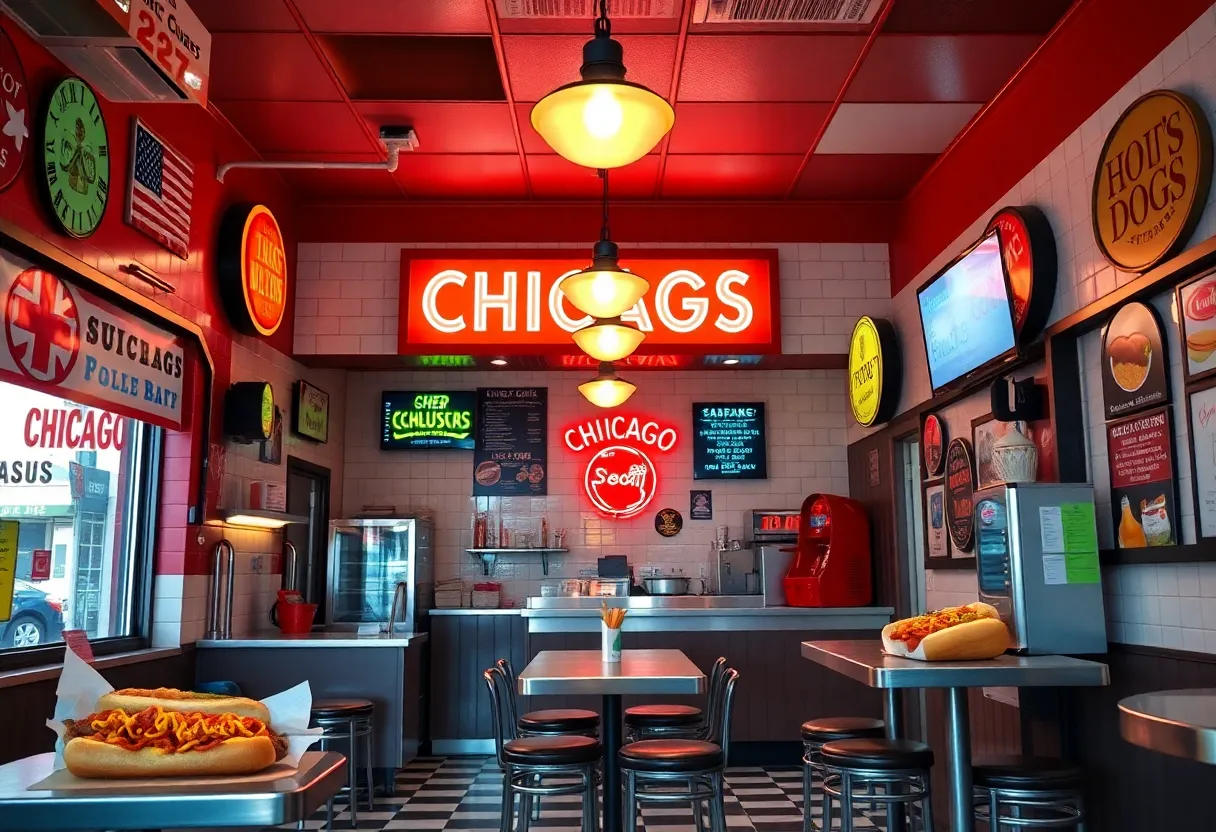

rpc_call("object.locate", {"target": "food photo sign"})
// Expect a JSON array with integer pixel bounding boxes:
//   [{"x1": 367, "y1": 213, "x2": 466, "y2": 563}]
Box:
[
  {"x1": 1106, "y1": 406, "x2": 1179, "y2": 548},
  {"x1": 1101, "y1": 301, "x2": 1169, "y2": 419}
]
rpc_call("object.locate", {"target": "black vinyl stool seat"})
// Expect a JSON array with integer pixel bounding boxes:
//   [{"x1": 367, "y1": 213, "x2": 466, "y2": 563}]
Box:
[
  {"x1": 312, "y1": 698, "x2": 375, "y2": 719},
  {"x1": 519, "y1": 708, "x2": 601, "y2": 734},
  {"x1": 311, "y1": 698, "x2": 376, "y2": 828},
  {"x1": 619, "y1": 739, "x2": 724, "y2": 773},
  {"x1": 502, "y1": 735, "x2": 602, "y2": 766},
  {"x1": 800, "y1": 717, "x2": 886, "y2": 832},
  {"x1": 625, "y1": 704, "x2": 703, "y2": 729},
  {"x1": 819, "y1": 738, "x2": 935, "y2": 832},
  {"x1": 972, "y1": 756, "x2": 1086, "y2": 830},
  {"x1": 624, "y1": 658, "x2": 726, "y2": 741}
]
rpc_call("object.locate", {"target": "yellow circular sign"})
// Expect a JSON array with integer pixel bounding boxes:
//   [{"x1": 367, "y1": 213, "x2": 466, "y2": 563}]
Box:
[
  {"x1": 1093, "y1": 90, "x2": 1212, "y2": 272},
  {"x1": 849, "y1": 316, "x2": 884, "y2": 427},
  {"x1": 260, "y1": 383, "x2": 275, "y2": 440}
]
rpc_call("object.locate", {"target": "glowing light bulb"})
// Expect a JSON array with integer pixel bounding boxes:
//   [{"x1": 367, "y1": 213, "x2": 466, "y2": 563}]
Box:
[
  {"x1": 583, "y1": 87, "x2": 623, "y2": 140},
  {"x1": 592, "y1": 273, "x2": 619, "y2": 304}
]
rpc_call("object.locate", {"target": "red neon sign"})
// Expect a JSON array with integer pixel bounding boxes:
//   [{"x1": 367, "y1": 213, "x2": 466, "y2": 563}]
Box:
[
  {"x1": 564, "y1": 415, "x2": 678, "y2": 519},
  {"x1": 400, "y1": 249, "x2": 780, "y2": 355}
]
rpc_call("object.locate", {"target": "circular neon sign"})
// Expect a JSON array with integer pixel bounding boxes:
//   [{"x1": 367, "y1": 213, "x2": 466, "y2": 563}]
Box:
[{"x1": 584, "y1": 445, "x2": 658, "y2": 519}]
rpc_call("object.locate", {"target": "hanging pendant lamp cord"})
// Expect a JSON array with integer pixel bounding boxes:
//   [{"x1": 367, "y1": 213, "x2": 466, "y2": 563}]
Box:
[
  {"x1": 596, "y1": 0, "x2": 611, "y2": 36},
  {"x1": 599, "y1": 168, "x2": 611, "y2": 243}
]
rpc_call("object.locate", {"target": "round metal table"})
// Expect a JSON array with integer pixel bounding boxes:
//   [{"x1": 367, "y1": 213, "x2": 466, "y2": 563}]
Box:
[{"x1": 1119, "y1": 688, "x2": 1216, "y2": 764}]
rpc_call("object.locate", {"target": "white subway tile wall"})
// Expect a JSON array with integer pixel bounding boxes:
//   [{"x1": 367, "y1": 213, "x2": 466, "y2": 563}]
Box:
[
  {"x1": 294, "y1": 242, "x2": 891, "y2": 358},
  {"x1": 342, "y1": 369, "x2": 849, "y2": 604},
  {"x1": 883, "y1": 4, "x2": 1216, "y2": 651}
]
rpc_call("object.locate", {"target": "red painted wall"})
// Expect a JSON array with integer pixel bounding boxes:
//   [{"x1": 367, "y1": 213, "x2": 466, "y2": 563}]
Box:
[{"x1": 0, "y1": 17, "x2": 298, "y2": 576}]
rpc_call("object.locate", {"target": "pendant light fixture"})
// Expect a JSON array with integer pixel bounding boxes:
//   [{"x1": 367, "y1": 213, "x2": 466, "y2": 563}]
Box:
[
  {"x1": 530, "y1": 0, "x2": 675, "y2": 169},
  {"x1": 560, "y1": 170, "x2": 649, "y2": 319},
  {"x1": 572, "y1": 316, "x2": 645, "y2": 362},
  {"x1": 579, "y1": 361, "x2": 636, "y2": 408}
]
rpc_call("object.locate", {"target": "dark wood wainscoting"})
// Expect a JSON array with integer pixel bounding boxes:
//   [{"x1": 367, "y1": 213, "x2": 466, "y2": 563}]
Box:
[
  {"x1": 847, "y1": 432, "x2": 908, "y2": 615},
  {"x1": 1, "y1": 649, "x2": 194, "y2": 765},
  {"x1": 429, "y1": 613, "x2": 528, "y2": 742}
]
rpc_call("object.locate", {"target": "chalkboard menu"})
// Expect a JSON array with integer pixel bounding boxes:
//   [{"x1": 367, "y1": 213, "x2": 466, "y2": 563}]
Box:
[
  {"x1": 473, "y1": 387, "x2": 548, "y2": 496},
  {"x1": 382, "y1": 391, "x2": 475, "y2": 450},
  {"x1": 692, "y1": 402, "x2": 767, "y2": 480}
]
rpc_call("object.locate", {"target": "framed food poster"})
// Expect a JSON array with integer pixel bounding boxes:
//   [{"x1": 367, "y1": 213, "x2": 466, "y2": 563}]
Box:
[
  {"x1": 924, "y1": 480, "x2": 948, "y2": 560},
  {"x1": 945, "y1": 438, "x2": 976, "y2": 553},
  {"x1": 1177, "y1": 268, "x2": 1216, "y2": 384},
  {"x1": 922, "y1": 413, "x2": 946, "y2": 477},
  {"x1": 1101, "y1": 301, "x2": 1169, "y2": 419},
  {"x1": 1188, "y1": 380, "x2": 1216, "y2": 538},
  {"x1": 1106, "y1": 406, "x2": 1178, "y2": 548},
  {"x1": 971, "y1": 412, "x2": 1057, "y2": 490}
]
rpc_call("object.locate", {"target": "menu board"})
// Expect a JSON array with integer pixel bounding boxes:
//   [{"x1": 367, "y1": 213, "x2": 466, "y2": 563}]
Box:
[
  {"x1": 1106, "y1": 406, "x2": 1177, "y2": 548},
  {"x1": 692, "y1": 403, "x2": 767, "y2": 480},
  {"x1": 381, "y1": 391, "x2": 475, "y2": 450},
  {"x1": 473, "y1": 388, "x2": 548, "y2": 496}
]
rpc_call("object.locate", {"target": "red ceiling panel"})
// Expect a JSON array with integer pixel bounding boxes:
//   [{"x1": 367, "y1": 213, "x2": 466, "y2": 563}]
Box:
[
  {"x1": 395, "y1": 155, "x2": 528, "y2": 198},
  {"x1": 845, "y1": 35, "x2": 1041, "y2": 103},
  {"x1": 209, "y1": 34, "x2": 343, "y2": 101},
  {"x1": 793, "y1": 154, "x2": 936, "y2": 200},
  {"x1": 218, "y1": 101, "x2": 377, "y2": 154},
  {"x1": 280, "y1": 166, "x2": 405, "y2": 200},
  {"x1": 661, "y1": 155, "x2": 804, "y2": 198},
  {"x1": 527, "y1": 155, "x2": 660, "y2": 198},
  {"x1": 497, "y1": 15, "x2": 681, "y2": 35},
  {"x1": 355, "y1": 103, "x2": 518, "y2": 153},
  {"x1": 678, "y1": 35, "x2": 866, "y2": 102},
  {"x1": 667, "y1": 103, "x2": 832, "y2": 154},
  {"x1": 293, "y1": 0, "x2": 491, "y2": 33},
  {"x1": 190, "y1": 0, "x2": 298, "y2": 32},
  {"x1": 882, "y1": 0, "x2": 1073, "y2": 34},
  {"x1": 503, "y1": 35, "x2": 678, "y2": 103}
]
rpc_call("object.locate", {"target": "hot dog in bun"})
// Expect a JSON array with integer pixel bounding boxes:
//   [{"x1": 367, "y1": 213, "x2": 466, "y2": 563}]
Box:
[
  {"x1": 97, "y1": 687, "x2": 270, "y2": 722},
  {"x1": 63, "y1": 689, "x2": 285, "y2": 778},
  {"x1": 882, "y1": 602, "x2": 1010, "y2": 661}
]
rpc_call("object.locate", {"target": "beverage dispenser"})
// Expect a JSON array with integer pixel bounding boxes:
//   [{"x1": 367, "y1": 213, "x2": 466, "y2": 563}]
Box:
[{"x1": 783, "y1": 493, "x2": 873, "y2": 607}]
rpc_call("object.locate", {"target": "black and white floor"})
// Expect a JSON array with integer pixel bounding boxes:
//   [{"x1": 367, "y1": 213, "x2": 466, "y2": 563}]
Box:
[{"x1": 296, "y1": 757, "x2": 883, "y2": 832}]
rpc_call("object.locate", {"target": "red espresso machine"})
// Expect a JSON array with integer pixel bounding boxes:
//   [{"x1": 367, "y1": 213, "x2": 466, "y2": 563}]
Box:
[{"x1": 783, "y1": 493, "x2": 873, "y2": 607}]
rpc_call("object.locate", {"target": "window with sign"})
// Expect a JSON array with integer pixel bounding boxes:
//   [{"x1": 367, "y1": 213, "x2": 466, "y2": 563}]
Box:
[{"x1": 0, "y1": 382, "x2": 160, "y2": 667}]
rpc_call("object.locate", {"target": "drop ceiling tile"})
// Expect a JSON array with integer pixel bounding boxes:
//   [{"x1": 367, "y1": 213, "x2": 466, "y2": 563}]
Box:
[
  {"x1": 661, "y1": 155, "x2": 803, "y2": 198},
  {"x1": 527, "y1": 155, "x2": 660, "y2": 198},
  {"x1": 319, "y1": 36, "x2": 505, "y2": 101},
  {"x1": 793, "y1": 154, "x2": 936, "y2": 200},
  {"x1": 210, "y1": 34, "x2": 342, "y2": 101},
  {"x1": 498, "y1": 15, "x2": 680, "y2": 35},
  {"x1": 278, "y1": 155, "x2": 405, "y2": 200},
  {"x1": 816, "y1": 103, "x2": 981, "y2": 154},
  {"x1": 295, "y1": 0, "x2": 491, "y2": 33},
  {"x1": 668, "y1": 103, "x2": 832, "y2": 154},
  {"x1": 504, "y1": 35, "x2": 677, "y2": 103},
  {"x1": 846, "y1": 35, "x2": 1040, "y2": 103},
  {"x1": 396, "y1": 155, "x2": 528, "y2": 198},
  {"x1": 218, "y1": 102, "x2": 377, "y2": 154},
  {"x1": 883, "y1": 0, "x2": 1072, "y2": 34},
  {"x1": 190, "y1": 0, "x2": 298, "y2": 32},
  {"x1": 355, "y1": 103, "x2": 518, "y2": 153},
  {"x1": 678, "y1": 35, "x2": 866, "y2": 102}
]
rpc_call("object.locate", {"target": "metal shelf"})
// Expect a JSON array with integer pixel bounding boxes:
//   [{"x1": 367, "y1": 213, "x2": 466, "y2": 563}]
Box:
[{"x1": 466, "y1": 548, "x2": 569, "y2": 576}]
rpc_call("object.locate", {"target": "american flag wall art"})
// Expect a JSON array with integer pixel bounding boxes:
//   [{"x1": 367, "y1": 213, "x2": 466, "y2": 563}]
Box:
[{"x1": 124, "y1": 118, "x2": 194, "y2": 260}]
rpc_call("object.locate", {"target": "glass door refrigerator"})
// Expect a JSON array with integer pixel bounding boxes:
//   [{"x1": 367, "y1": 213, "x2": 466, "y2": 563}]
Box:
[{"x1": 326, "y1": 517, "x2": 434, "y2": 632}]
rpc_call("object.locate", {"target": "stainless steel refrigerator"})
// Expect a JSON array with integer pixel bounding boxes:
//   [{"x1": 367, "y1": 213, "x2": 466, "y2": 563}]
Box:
[{"x1": 326, "y1": 517, "x2": 434, "y2": 632}]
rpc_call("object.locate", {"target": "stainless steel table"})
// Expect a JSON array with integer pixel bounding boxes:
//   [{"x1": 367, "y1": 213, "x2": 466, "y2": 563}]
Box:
[
  {"x1": 518, "y1": 649, "x2": 706, "y2": 832},
  {"x1": 802, "y1": 640, "x2": 1109, "y2": 832},
  {"x1": 0, "y1": 751, "x2": 346, "y2": 831},
  {"x1": 1120, "y1": 688, "x2": 1216, "y2": 764}
]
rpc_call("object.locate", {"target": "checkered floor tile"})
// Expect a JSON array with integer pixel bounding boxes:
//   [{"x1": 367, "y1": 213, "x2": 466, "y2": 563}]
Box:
[{"x1": 292, "y1": 756, "x2": 886, "y2": 832}]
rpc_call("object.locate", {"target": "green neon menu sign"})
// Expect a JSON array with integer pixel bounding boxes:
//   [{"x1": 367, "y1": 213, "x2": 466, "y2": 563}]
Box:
[{"x1": 381, "y1": 391, "x2": 475, "y2": 450}]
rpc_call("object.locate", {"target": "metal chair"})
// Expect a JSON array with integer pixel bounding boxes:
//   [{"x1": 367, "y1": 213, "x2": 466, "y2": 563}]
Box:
[
  {"x1": 820, "y1": 738, "x2": 935, "y2": 832},
  {"x1": 485, "y1": 665, "x2": 602, "y2": 832},
  {"x1": 624, "y1": 657, "x2": 727, "y2": 741},
  {"x1": 972, "y1": 757, "x2": 1086, "y2": 830},
  {"x1": 310, "y1": 698, "x2": 375, "y2": 828},
  {"x1": 800, "y1": 717, "x2": 886, "y2": 832},
  {"x1": 618, "y1": 667, "x2": 740, "y2": 832}
]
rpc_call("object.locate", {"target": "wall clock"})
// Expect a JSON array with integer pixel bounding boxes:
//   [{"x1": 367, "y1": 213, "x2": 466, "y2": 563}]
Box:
[{"x1": 39, "y1": 77, "x2": 110, "y2": 238}]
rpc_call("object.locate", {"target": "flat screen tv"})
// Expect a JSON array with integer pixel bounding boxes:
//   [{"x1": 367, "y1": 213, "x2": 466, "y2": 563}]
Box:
[
  {"x1": 381, "y1": 391, "x2": 475, "y2": 450},
  {"x1": 917, "y1": 230, "x2": 1018, "y2": 394}
]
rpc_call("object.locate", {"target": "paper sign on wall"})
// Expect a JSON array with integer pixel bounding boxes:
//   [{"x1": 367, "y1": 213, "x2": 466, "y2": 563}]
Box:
[
  {"x1": 0, "y1": 520, "x2": 16, "y2": 621},
  {"x1": 1040, "y1": 503, "x2": 1099, "y2": 585}
]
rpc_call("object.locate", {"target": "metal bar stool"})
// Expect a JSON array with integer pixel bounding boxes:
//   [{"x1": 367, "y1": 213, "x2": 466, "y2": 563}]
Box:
[
  {"x1": 624, "y1": 657, "x2": 727, "y2": 742},
  {"x1": 311, "y1": 698, "x2": 375, "y2": 828},
  {"x1": 800, "y1": 717, "x2": 886, "y2": 832},
  {"x1": 484, "y1": 666, "x2": 601, "y2": 832},
  {"x1": 972, "y1": 757, "x2": 1086, "y2": 830},
  {"x1": 820, "y1": 738, "x2": 935, "y2": 832},
  {"x1": 619, "y1": 668, "x2": 740, "y2": 832},
  {"x1": 498, "y1": 659, "x2": 600, "y2": 737}
]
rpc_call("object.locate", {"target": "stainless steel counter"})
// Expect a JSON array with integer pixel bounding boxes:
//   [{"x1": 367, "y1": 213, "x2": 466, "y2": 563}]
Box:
[
  {"x1": 521, "y1": 597, "x2": 894, "y2": 632},
  {"x1": 518, "y1": 649, "x2": 705, "y2": 696},
  {"x1": 429, "y1": 608, "x2": 522, "y2": 616},
  {"x1": 196, "y1": 631, "x2": 428, "y2": 648},
  {"x1": 1120, "y1": 688, "x2": 1216, "y2": 764}
]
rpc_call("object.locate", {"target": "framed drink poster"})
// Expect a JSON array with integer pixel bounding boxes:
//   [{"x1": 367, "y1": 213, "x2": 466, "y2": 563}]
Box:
[
  {"x1": 1188, "y1": 380, "x2": 1216, "y2": 538},
  {"x1": 924, "y1": 480, "x2": 948, "y2": 560},
  {"x1": 1177, "y1": 267, "x2": 1216, "y2": 384},
  {"x1": 1106, "y1": 406, "x2": 1178, "y2": 548}
]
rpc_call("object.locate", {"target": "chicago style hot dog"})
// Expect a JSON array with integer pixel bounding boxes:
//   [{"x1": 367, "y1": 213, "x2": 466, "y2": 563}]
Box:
[{"x1": 881, "y1": 602, "x2": 1010, "y2": 661}]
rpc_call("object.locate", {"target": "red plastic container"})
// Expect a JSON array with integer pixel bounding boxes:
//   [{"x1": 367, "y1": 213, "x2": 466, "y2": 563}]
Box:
[{"x1": 277, "y1": 602, "x2": 317, "y2": 634}]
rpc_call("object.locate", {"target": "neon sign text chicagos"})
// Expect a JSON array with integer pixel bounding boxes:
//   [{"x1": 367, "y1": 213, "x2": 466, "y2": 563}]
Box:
[
  {"x1": 565, "y1": 415, "x2": 678, "y2": 519},
  {"x1": 388, "y1": 394, "x2": 472, "y2": 442}
]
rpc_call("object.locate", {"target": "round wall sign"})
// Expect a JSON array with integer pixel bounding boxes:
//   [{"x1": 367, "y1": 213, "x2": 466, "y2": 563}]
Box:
[
  {"x1": 584, "y1": 444, "x2": 658, "y2": 519},
  {"x1": 1092, "y1": 89, "x2": 1212, "y2": 273},
  {"x1": 945, "y1": 438, "x2": 975, "y2": 552},
  {"x1": 655, "y1": 508, "x2": 682, "y2": 537},
  {"x1": 219, "y1": 204, "x2": 288, "y2": 337},
  {"x1": 224, "y1": 381, "x2": 275, "y2": 444},
  {"x1": 0, "y1": 25, "x2": 30, "y2": 193},
  {"x1": 985, "y1": 206, "x2": 1057, "y2": 343},
  {"x1": 39, "y1": 77, "x2": 109, "y2": 238},
  {"x1": 848, "y1": 316, "x2": 901, "y2": 428},
  {"x1": 922, "y1": 413, "x2": 946, "y2": 477}
]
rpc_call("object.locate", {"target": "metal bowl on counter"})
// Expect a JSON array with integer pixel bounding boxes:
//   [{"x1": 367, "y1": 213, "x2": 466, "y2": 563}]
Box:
[{"x1": 642, "y1": 576, "x2": 691, "y2": 596}]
